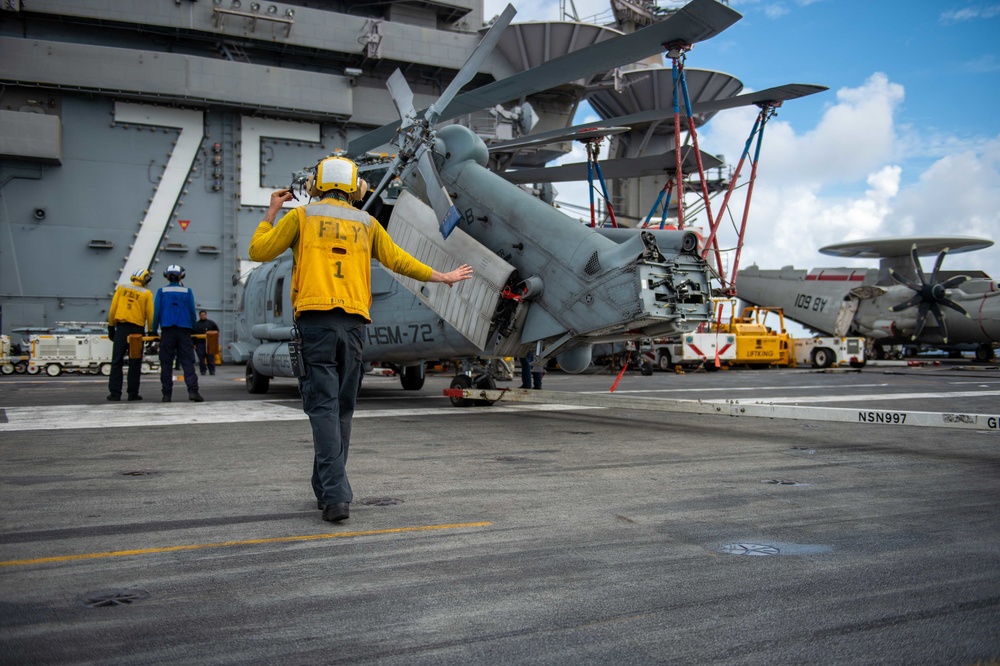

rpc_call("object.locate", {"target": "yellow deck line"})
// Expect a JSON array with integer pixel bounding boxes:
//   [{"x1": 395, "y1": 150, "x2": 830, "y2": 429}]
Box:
[{"x1": 0, "y1": 521, "x2": 492, "y2": 568}]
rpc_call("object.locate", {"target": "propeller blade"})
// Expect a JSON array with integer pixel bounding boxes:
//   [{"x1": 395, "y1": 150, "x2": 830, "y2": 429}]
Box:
[
  {"x1": 889, "y1": 292, "x2": 924, "y2": 313},
  {"x1": 911, "y1": 302, "x2": 930, "y2": 340},
  {"x1": 910, "y1": 243, "x2": 928, "y2": 286},
  {"x1": 930, "y1": 247, "x2": 949, "y2": 284},
  {"x1": 929, "y1": 304, "x2": 949, "y2": 343},
  {"x1": 425, "y1": 4, "x2": 517, "y2": 126},
  {"x1": 938, "y1": 297, "x2": 970, "y2": 318},
  {"x1": 387, "y1": 70, "x2": 417, "y2": 130},
  {"x1": 940, "y1": 274, "x2": 971, "y2": 289},
  {"x1": 348, "y1": 0, "x2": 741, "y2": 155},
  {"x1": 887, "y1": 268, "x2": 921, "y2": 293},
  {"x1": 416, "y1": 149, "x2": 461, "y2": 238}
]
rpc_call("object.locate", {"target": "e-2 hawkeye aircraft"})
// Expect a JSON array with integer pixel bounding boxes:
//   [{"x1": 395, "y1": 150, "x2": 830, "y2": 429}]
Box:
[
  {"x1": 232, "y1": 0, "x2": 824, "y2": 395},
  {"x1": 737, "y1": 237, "x2": 1000, "y2": 361}
]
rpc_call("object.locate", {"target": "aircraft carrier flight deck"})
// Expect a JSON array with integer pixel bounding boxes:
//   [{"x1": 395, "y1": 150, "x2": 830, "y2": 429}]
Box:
[{"x1": 1, "y1": 362, "x2": 998, "y2": 664}]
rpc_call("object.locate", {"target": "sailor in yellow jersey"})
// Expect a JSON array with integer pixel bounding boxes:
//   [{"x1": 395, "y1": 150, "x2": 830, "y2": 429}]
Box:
[
  {"x1": 249, "y1": 156, "x2": 472, "y2": 523},
  {"x1": 107, "y1": 269, "x2": 154, "y2": 401}
]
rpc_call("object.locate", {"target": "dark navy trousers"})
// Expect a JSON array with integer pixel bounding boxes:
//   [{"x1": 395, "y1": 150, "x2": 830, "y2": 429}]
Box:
[
  {"x1": 159, "y1": 326, "x2": 199, "y2": 397},
  {"x1": 297, "y1": 309, "x2": 367, "y2": 506},
  {"x1": 109, "y1": 322, "x2": 144, "y2": 398}
]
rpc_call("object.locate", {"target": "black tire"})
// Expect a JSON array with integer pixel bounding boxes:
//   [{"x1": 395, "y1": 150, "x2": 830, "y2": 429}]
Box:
[
  {"x1": 246, "y1": 360, "x2": 270, "y2": 394},
  {"x1": 812, "y1": 348, "x2": 834, "y2": 369},
  {"x1": 399, "y1": 363, "x2": 425, "y2": 390},
  {"x1": 640, "y1": 361, "x2": 654, "y2": 376},
  {"x1": 975, "y1": 345, "x2": 995, "y2": 362},
  {"x1": 472, "y1": 373, "x2": 497, "y2": 406},
  {"x1": 657, "y1": 351, "x2": 672, "y2": 371},
  {"x1": 449, "y1": 374, "x2": 472, "y2": 407}
]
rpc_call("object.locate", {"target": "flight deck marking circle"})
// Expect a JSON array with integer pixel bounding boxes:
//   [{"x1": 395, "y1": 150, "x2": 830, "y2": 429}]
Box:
[
  {"x1": 719, "y1": 543, "x2": 780, "y2": 556},
  {"x1": 81, "y1": 588, "x2": 150, "y2": 608}
]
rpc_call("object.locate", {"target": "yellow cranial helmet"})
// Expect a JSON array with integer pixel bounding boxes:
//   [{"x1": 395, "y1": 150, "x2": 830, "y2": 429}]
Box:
[
  {"x1": 131, "y1": 269, "x2": 152, "y2": 286},
  {"x1": 307, "y1": 156, "x2": 359, "y2": 198}
]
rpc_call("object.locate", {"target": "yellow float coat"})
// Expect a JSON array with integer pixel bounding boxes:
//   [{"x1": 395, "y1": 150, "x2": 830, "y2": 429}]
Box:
[{"x1": 249, "y1": 197, "x2": 432, "y2": 320}]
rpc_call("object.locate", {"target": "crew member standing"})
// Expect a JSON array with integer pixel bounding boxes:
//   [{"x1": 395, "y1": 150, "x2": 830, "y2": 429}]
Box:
[
  {"x1": 249, "y1": 156, "x2": 473, "y2": 523},
  {"x1": 194, "y1": 310, "x2": 219, "y2": 375},
  {"x1": 152, "y1": 265, "x2": 204, "y2": 403},
  {"x1": 107, "y1": 269, "x2": 154, "y2": 401}
]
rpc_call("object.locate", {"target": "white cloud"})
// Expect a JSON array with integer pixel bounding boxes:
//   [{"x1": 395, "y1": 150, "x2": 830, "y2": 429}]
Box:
[
  {"x1": 762, "y1": 4, "x2": 789, "y2": 19},
  {"x1": 940, "y1": 5, "x2": 1000, "y2": 23},
  {"x1": 693, "y1": 75, "x2": 1000, "y2": 279},
  {"x1": 482, "y1": 5, "x2": 1000, "y2": 281}
]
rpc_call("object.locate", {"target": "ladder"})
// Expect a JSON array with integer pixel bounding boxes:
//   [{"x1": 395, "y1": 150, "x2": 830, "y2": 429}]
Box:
[{"x1": 219, "y1": 112, "x2": 239, "y2": 359}]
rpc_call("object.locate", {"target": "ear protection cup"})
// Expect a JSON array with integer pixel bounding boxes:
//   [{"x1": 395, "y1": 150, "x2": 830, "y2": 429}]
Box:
[
  {"x1": 348, "y1": 177, "x2": 369, "y2": 203},
  {"x1": 305, "y1": 173, "x2": 323, "y2": 198}
]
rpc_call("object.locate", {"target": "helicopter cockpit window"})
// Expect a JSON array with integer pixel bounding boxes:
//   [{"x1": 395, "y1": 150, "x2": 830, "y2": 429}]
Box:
[{"x1": 273, "y1": 277, "x2": 284, "y2": 318}]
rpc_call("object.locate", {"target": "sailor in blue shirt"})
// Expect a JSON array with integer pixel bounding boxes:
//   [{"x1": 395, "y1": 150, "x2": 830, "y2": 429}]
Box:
[{"x1": 152, "y1": 264, "x2": 204, "y2": 402}]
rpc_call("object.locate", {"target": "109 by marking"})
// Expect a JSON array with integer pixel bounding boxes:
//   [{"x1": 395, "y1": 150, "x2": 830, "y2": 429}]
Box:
[{"x1": 795, "y1": 294, "x2": 828, "y2": 312}]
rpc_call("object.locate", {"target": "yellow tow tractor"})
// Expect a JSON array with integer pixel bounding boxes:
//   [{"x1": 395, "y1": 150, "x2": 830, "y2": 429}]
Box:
[{"x1": 717, "y1": 305, "x2": 794, "y2": 367}]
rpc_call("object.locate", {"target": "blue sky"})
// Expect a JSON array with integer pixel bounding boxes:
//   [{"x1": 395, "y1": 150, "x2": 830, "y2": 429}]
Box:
[{"x1": 483, "y1": 0, "x2": 1000, "y2": 281}]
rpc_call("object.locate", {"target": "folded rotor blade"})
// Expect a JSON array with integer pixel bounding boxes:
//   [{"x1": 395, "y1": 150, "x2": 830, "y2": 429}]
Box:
[
  {"x1": 425, "y1": 4, "x2": 517, "y2": 126},
  {"x1": 416, "y1": 150, "x2": 461, "y2": 238},
  {"x1": 387, "y1": 70, "x2": 417, "y2": 130},
  {"x1": 501, "y1": 150, "x2": 724, "y2": 184},
  {"x1": 348, "y1": 0, "x2": 741, "y2": 155},
  {"x1": 488, "y1": 84, "x2": 828, "y2": 154}
]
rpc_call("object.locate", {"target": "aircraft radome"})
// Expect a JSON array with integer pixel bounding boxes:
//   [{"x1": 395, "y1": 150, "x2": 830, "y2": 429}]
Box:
[{"x1": 737, "y1": 236, "x2": 1000, "y2": 360}]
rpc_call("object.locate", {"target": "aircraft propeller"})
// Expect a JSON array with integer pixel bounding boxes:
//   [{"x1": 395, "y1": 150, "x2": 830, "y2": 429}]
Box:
[
  {"x1": 362, "y1": 4, "x2": 518, "y2": 239},
  {"x1": 888, "y1": 244, "x2": 971, "y2": 343}
]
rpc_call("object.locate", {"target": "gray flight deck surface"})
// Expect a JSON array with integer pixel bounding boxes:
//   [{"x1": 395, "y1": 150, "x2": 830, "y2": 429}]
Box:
[{"x1": 1, "y1": 362, "x2": 999, "y2": 664}]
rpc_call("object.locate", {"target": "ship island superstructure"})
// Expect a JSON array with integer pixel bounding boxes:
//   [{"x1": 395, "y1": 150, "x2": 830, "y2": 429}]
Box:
[{"x1": 0, "y1": 0, "x2": 741, "y2": 356}]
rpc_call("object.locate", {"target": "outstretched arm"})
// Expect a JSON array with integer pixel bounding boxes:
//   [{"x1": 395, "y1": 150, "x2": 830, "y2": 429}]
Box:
[{"x1": 428, "y1": 264, "x2": 473, "y2": 288}]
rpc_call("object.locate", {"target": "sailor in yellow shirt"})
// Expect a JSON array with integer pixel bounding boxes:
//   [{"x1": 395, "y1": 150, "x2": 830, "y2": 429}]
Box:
[
  {"x1": 107, "y1": 269, "x2": 154, "y2": 401},
  {"x1": 249, "y1": 156, "x2": 472, "y2": 523}
]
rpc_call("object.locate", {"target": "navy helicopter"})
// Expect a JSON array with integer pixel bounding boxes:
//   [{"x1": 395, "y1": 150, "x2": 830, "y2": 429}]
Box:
[{"x1": 232, "y1": 0, "x2": 825, "y2": 398}]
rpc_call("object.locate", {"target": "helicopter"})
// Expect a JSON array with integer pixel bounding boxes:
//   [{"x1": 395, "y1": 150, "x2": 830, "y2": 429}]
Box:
[{"x1": 230, "y1": 0, "x2": 825, "y2": 396}]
